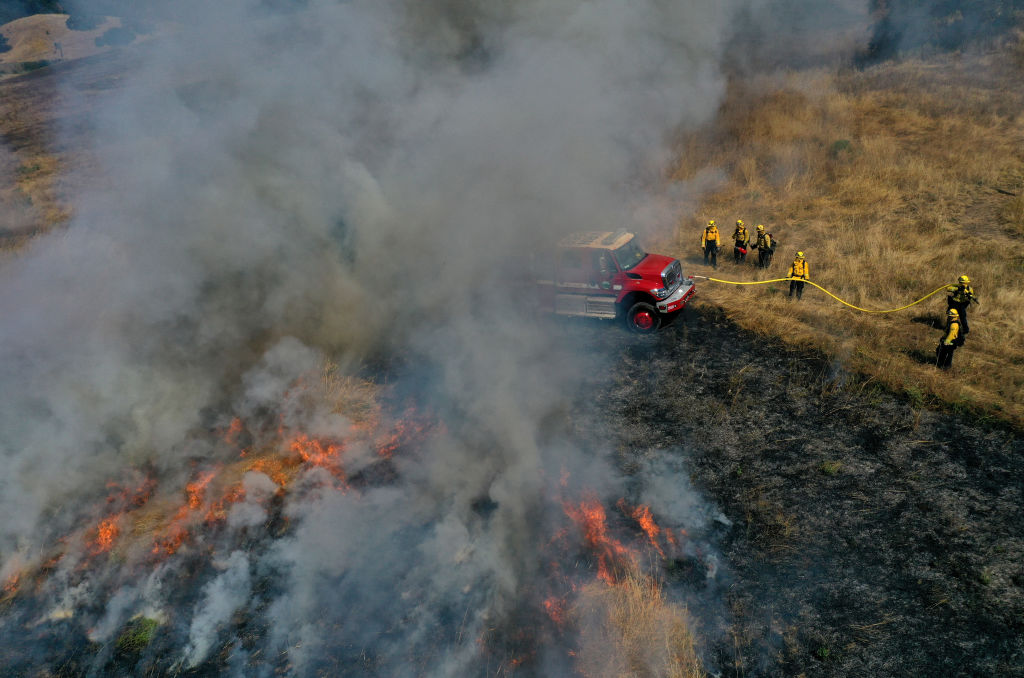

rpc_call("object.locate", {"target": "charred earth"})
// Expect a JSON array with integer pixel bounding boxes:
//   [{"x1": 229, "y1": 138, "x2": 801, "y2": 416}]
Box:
[{"x1": 569, "y1": 304, "x2": 1023, "y2": 677}]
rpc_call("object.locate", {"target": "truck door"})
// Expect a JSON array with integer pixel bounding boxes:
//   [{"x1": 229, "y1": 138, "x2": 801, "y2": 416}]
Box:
[
  {"x1": 532, "y1": 250, "x2": 556, "y2": 313},
  {"x1": 555, "y1": 248, "x2": 617, "y2": 318},
  {"x1": 585, "y1": 249, "x2": 618, "y2": 317},
  {"x1": 555, "y1": 248, "x2": 588, "y2": 316}
]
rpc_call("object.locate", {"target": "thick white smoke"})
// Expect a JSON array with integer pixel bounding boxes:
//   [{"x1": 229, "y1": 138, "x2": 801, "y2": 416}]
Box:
[{"x1": 0, "y1": 0, "x2": 870, "y2": 674}]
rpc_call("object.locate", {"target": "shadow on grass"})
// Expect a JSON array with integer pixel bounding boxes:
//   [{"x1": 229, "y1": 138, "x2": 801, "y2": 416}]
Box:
[
  {"x1": 911, "y1": 314, "x2": 943, "y2": 329},
  {"x1": 905, "y1": 346, "x2": 939, "y2": 366}
]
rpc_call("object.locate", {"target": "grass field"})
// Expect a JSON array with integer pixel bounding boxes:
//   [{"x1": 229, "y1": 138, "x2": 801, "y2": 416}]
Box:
[{"x1": 664, "y1": 34, "x2": 1024, "y2": 427}]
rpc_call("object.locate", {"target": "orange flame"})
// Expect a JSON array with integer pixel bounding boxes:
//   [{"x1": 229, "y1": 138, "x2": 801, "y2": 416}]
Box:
[
  {"x1": 246, "y1": 455, "x2": 294, "y2": 487},
  {"x1": 49, "y1": 401, "x2": 431, "y2": 574},
  {"x1": 618, "y1": 500, "x2": 667, "y2": 559},
  {"x1": 543, "y1": 596, "x2": 567, "y2": 626},
  {"x1": 89, "y1": 515, "x2": 121, "y2": 554},
  {"x1": 374, "y1": 410, "x2": 428, "y2": 458},
  {"x1": 186, "y1": 470, "x2": 218, "y2": 509},
  {"x1": 152, "y1": 469, "x2": 220, "y2": 555},
  {"x1": 205, "y1": 483, "x2": 246, "y2": 523},
  {"x1": 223, "y1": 417, "x2": 244, "y2": 444},
  {"x1": 289, "y1": 434, "x2": 345, "y2": 473},
  {"x1": 564, "y1": 498, "x2": 635, "y2": 584},
  {"x1": 153, "y1": 508, "x2": 191, "y2": 556}
]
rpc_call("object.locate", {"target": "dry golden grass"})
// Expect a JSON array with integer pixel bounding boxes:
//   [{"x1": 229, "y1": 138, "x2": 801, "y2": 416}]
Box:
[
  {"x1": 0, "y1": 35, "x2": 133, "y2": 245},
  {"x1": 573, "y1": 571, "x2": 705, "y2": 678},
  {"x1": 664, "y1": 44, "x2": 1024, "y2": 427},
  {"x1": 0, "y1": 14, "x2": 130, "y2": 76},
  {"x1": 321, "y1": 360, "x2": 382, "y2": 424}
]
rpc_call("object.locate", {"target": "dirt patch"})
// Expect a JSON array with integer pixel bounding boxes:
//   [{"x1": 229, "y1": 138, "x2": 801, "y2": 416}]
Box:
[{"x1": 569, "y1": 305, "x2": 1023, "y2": 677}]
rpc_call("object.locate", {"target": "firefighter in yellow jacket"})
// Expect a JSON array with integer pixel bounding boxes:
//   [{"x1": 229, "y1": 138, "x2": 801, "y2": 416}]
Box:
[
  {"x1": 787, "y1": 252, "x2": 809, "y2": 299},
  {"x1": 935, "y1": 308, "x2": 962, "y2": 369},
  {"x1": 701, "y1": 220, "x2": 721, "y2": 269},
  {"x1": 754, "y1": 224, "x2": 774, "y2": 268},
  {"x1": 946, "y1": 274, "x2": 978, "y2": 335},
  {"x1": 732, "y1": 219, "x2": 750, "y2": 264}
]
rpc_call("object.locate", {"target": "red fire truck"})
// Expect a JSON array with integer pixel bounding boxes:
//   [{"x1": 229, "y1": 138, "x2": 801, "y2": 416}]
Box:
[{"x1": 534, "y1": 230, "x2": 695, "y2": 333}]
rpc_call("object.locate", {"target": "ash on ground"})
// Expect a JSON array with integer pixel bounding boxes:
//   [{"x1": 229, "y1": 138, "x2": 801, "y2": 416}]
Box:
[{"x1": 569, "y1": 305, "x2": 1023, "y2": 678}]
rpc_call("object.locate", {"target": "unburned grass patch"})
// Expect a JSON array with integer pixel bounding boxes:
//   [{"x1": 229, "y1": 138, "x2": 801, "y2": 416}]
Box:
[
  {"x1": 672, "y1": 46, "x2": 1024, "y2": 427},
  {"x1": 573, "y1": 571, "x2": 706, "y2": 678}
]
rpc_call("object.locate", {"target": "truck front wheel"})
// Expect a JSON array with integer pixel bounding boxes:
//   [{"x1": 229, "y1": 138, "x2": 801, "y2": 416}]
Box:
[{"x1": 624, "y1": 301, "x2": 660, "y2": 333}]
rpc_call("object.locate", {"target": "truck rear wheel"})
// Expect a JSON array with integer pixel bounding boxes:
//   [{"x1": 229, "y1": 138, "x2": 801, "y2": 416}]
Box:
[{"x1": 624, "y1": 301, "x2": 660, "y2": 333}]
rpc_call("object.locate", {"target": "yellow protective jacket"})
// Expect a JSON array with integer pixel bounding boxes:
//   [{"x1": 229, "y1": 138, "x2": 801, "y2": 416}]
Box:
[
  {"x1": 946, "y1": 284, "x2": 976, "y2": 305},
  {"x1": 701, "y1": 226, "x2": 720, "y2": 247},
  {"x1": 756, "y1": 232, "x2": 772, "y2": 250},
  {"x1": 732, "y1": 226, "x2": 749, "y2": 246},
  {"x1": 943, "y1": 319, "x2": 961, "y2": 346},
  {"x1": 788, "y1": 259, "x2": 809, "y2": 279}
]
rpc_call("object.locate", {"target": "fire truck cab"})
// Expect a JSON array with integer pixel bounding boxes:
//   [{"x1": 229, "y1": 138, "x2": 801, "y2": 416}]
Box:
[{"x1": 534, "y1": 230, "x2": 695, "y2": 333}]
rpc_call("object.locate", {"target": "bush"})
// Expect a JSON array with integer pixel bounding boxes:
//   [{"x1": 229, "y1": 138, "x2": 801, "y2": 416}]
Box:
[
  {"x1": 116, "y1": 617, "x2": 160, "y2": 655},
  {"x1": 18, "y1": 60, "x2": 50, "y2": 73}
]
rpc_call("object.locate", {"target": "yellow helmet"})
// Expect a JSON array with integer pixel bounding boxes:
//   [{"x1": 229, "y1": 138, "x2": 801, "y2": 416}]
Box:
[
  {"x1": 707, "y1": 219, "x2": 715, "y2": 226},
  {"x1": 948, "y1": 308, "x2": 959, "y2": 317},
  {"x1": 736, "y1": 219, "x2": 744, "y2": 226},
  {"x1": 958, "y1": 274, "x2": 969, "y2": 284},
  {"x1": 796, "y1": 251, "x2": 804, "y2": 258},
  {"x1": 756, "y1": 224, "x2": 764, "y2": 231}
]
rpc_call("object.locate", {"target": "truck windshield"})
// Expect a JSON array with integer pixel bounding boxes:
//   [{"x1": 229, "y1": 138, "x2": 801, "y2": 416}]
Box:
[{"x1": 613, "y1": 239, "x2": 647, "y2": 270}]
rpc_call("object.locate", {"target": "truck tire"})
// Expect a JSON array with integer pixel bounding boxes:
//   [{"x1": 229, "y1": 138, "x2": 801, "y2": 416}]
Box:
[{"x1": 624, "y1": 301, "x2": 660, "y2": 333}]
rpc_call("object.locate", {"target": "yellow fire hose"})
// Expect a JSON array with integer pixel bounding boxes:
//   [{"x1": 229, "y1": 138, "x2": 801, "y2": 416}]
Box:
[{"x1": 689, "y1": 275, "x2": 952, "y2": 314}]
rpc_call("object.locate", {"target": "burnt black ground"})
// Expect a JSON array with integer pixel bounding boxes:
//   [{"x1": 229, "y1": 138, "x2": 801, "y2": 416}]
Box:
[{"x1": 567, "y1": 304, "x2": 1024, "y2": 677}]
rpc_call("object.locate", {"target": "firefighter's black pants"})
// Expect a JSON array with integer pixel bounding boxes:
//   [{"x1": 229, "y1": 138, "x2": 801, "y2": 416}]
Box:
[
  {"x1": 758, "y1": 248, "x2": 772, "y2": 268},
  {"x1": 734, "y1": 244, "x2": 747, "y2": 263},
  {"x1": 789, "y1": 279, "x2": 805, "y2": 299},
  {"x1": 936, "y1": 343, "x2": 956, "y2": 369},
  {"x1": 947, "y1": 298, "x2": 970, "y2": 334},
  {"x1": 704, "y1": 243, "x2": 718, "y2": 268}
]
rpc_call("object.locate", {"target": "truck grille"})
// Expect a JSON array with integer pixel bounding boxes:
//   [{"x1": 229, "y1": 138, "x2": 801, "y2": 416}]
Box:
[{"x1": 662, "y1": 260, "x2": 682, "y2": 291}]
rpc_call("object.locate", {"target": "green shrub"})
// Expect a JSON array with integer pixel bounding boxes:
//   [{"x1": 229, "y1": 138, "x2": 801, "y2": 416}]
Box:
[
  {"x1": 818, "y1": 460, "x2": 842, "y2": 476},
  {"x1": 116, "y1": 617, "x2": 160, "y2": 655},
  {"x1": 18, "y1": 61, "x2": 50, "y2": 73}
]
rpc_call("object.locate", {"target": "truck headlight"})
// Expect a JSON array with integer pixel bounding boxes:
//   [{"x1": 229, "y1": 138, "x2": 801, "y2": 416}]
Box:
[{"x1": 652, "y1": 287, "x2": 670, "y2": 299}]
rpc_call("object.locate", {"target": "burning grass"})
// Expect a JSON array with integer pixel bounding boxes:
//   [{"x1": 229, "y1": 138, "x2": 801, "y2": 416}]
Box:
[
  {"x1": 547, "y1": 492, "x2": 709, "y2": 677},
  {"x1": 0, "y1": 347, "x2": 712, "y2": 675},
  {"x1": 0, "y1": 360, "x2": 423, "y2": 601},
  {"x1": 665, "y1": 42, "x2": 1024, "y2": 427}
]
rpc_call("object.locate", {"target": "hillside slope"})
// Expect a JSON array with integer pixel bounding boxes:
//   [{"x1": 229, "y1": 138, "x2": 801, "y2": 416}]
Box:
[
  {"x1": 0, "y1": 13, "x2": 128, "y2": 76},
  {"x1": 668, "y1": 37, "x2": 1024, "y2": 426}
]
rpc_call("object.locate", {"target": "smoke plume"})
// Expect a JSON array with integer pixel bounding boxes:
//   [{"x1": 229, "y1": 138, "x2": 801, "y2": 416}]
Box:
[{"x1": 0, "y1": 0, "x2": 871, "y2": 674}]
